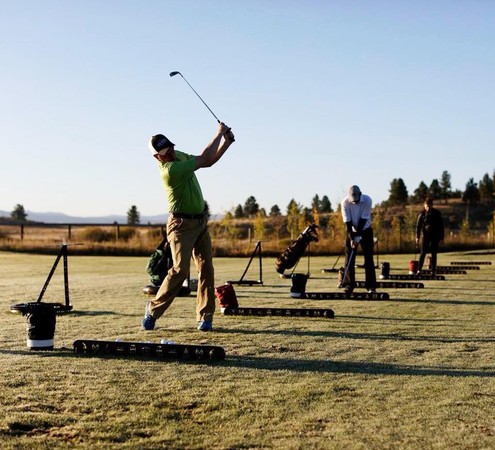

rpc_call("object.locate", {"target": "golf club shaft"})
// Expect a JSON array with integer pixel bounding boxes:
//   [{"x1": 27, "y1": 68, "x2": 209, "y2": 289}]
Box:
[
  {"x1": 172, "y1": 72, "x2": 220, "y2": 123},
  {"x1": 339, "y1": 247, "x2": 355, "y2": 288},
  {"x1": 331, "y1": 245, "x2": 345, "y2": 270}
]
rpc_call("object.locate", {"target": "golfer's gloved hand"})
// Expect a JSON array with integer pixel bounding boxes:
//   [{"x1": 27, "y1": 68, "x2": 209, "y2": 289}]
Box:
[
  {"x1": 353, "y1": 236, "x2": 362, "y2": 246},
  {"x1": 219, "y1": 122, "x2": 235, "y2": 142},
  {"x1": 225, "y1": 129, "x2": 235, "y2": 142},
  {"x1": 218, "y1": 122, "x2": 230, "y2": 136}
]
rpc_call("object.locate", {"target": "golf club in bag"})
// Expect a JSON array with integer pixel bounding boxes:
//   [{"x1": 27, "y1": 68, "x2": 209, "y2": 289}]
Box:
[
  {"x1": 338, "y1": 247, "x2": 356, "y2": 289},
  {"x1": 276, "y1": 224, "x2": 319, "y2": 275}
]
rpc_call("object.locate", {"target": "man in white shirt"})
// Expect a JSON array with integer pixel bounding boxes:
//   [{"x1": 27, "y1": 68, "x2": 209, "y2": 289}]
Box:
[{"x1": 340, "y1": 185, "x2": 377, "y2": 294}]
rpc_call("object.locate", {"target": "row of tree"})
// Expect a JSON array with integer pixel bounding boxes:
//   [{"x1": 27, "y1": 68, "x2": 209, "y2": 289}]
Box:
[
  {"x1": 6, "y1": 170, "x2": 494, "y2": 226},
  {"x1": 235, "y1": 170, "x2": 495, "y2": 217},
  {"x1": 386, "y1": 170, "x2": 495, "y2": 206},
  {"x1": 231, "y1": 170, "x2": 494, "y2": 219},
  {"x1": 233, "y1": 194, "x2": 333, "y2": 219}
]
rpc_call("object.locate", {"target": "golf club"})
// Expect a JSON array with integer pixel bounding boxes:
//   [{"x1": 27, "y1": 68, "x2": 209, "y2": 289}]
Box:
[
  {"x1": 169, "y1": 71, "x2": 220, "y2": 123},
  {"x1": 338, "y1": 247, "x2": 356, "y2": 289},
  {"x1": 326, "y1": 244, "x2": 345, "y2": 273},
  {"x1": 374, "y1": 237, "x2": 379, "y2": 268}
]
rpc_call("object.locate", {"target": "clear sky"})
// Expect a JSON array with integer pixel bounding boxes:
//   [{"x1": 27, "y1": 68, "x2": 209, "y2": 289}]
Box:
[{"x1": 1, "y1": 0, "x2": 493, "y2": 217}]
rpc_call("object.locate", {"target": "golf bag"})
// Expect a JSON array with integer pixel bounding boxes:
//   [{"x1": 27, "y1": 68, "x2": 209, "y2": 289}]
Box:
[
  {"x1": 146, "y1": 237, "x2": 191, "y2": 296},
  {"x1": 146, "y1": 237, "x2": 172, "y2": 287},
  {"x1": 276, "y1": 224, "x2": 319, "y2": 274}
]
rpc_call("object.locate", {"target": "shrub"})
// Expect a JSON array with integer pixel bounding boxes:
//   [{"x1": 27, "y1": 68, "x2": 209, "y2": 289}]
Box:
[
  {"x1": 118, "y1": 227, "x2": 137, "y2": 241},
  {"x1": 78, "y1": 227, "x2": 114, "y2": 242}
]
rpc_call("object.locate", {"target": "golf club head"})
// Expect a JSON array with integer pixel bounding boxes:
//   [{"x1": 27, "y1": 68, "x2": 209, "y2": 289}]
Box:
[{"x1": 169, "y1": 71, "x2": 181, "y2": 77}]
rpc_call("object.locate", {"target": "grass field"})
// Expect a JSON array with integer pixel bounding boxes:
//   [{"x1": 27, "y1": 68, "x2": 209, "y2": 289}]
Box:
[{"x1": 0, "y1": 249, "x2": 494, "y2": 449}]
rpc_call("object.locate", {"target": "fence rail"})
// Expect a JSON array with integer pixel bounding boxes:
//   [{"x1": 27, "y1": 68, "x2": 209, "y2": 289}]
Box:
[
  {"x1": 0, "y1": 223, "x2": 165, "y2": 241},
  {"x1": 0, "y1": 221, "x2": 493, "y2": 257}
]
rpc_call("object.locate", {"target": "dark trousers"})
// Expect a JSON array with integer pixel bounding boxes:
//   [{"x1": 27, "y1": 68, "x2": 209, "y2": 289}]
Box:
[
  {"x1": 418, "y1": 233, "x2": 440, "y2": 273},
  {"x1": 344, "y1": 227, "x2": 376, "y2": 290}
]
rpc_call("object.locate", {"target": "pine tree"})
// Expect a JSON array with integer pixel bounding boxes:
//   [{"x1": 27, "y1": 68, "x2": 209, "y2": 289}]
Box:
[
  {"x1": 478, "y1": 173, "x2": 494, "y2": 203},
  {"x1": 269, "y1": 205, "x2": 281, "y2": 217},
  {"x1": 440, "y1": 170, "x2": 452, "y2": 203},
  {"x1": 311, "y1": 195, "x2": 321, "y2": 213},
  {"x1": 234, "y1": 204, "x2": 244, "y2": 218},
  {"x1": 11, "y1": 204, "x2": 27, "y2": 221},
  {"x1": 320, "y1": 195, "x2": 332, "y2": 213},
  {"x1": 412, "y1": 181, "x2": 429, "y2": 203},
  {"x1": 428, "y1": 179, "x2": 442, "y2": 199},
  {"x1": 127, "y1": 205, "x2": 140, "y2": 225},
  {"x1": 243, "y1": 196, "x2": 259, "y2": 217},
  {"x1": 462, "y1": 178, "x2": 480, "y2": 222},
  {"x1": 388, "y1": 178, "x2": 408, "y2": 206}
]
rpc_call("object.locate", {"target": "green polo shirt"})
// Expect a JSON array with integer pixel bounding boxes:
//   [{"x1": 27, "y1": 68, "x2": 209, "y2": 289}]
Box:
[{"x1": 158, "y1": 150, "x2": 205, "y2": 214}]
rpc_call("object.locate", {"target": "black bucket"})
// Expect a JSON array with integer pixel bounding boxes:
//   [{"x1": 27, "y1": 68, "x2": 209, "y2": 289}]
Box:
[
  {"x1": 379, "y1": 262, "x2": 390, "y2": 280},
  {"x1": 26, "y1": 303, "x2": 56, "y2": 350},
  {"x1": 290, "y1": 273, "x2": 308, "y2": 298}
]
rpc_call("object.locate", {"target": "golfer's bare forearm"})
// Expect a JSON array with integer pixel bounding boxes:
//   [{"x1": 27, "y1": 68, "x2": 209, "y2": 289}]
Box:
[{"x1": 196, "y1": 138, "x2": 232, "y2": 169}]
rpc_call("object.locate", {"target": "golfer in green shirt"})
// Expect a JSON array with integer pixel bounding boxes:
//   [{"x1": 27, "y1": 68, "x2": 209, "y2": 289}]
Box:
[{"x1": 143, "y1": 122, "x2": 235, "y2": 331}]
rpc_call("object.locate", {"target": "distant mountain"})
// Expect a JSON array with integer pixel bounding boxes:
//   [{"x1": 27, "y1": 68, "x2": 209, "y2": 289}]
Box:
[
  {"x1": 0, "y1": 210, "x2": 221, "y2": 224},
  {"x1": 0, "y1": 210, "x2": 169, "y2": 224}
]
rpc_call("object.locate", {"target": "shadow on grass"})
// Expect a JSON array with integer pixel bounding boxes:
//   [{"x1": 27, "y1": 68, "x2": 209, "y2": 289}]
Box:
[
  {"x1": 236, "y1": 290, "x2": 287, "y2": 297},
  {"x1": 1, "y1": 349, "x2": 492, "y2": 378},
  {"x1": 287, "y1": 296, "x2": 495, "y2": 306},
  {"x1": 0, "y1": 342, "x2": 495, "y2": 378},
  {"x1": 67, "y1": 310, "x2": 130, "y2": 317},
  {"x1": 424, "y1": 278, "x2": 495, "y2": 287},
  {"x1": 391, "y1": 297, "x2": 495, "y2": 306},
  {"x1": 215, "y1": 326, "x2": 495, "y2": 344},
  {"x1": 336, "y1": 314, "x2": 462, "y2": 322},
  {"x1": 221, "y1": 355, "x2": 495, "y2": 377}
]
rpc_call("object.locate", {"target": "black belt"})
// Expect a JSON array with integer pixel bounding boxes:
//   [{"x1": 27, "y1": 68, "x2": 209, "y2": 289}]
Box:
[{"x1": 172, "y1": 212, "x2": 206, "y2": 220}]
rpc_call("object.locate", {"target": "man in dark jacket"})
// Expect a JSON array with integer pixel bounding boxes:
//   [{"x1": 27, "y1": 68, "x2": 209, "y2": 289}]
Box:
[{"x1": 415, "y1": 197, "x2": 444, "y2": 275}]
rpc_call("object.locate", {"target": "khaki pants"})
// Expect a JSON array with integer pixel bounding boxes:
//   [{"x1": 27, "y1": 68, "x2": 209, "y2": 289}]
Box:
[{"x1": 149, "y1": 215, "x2": 215, "y2": 322}]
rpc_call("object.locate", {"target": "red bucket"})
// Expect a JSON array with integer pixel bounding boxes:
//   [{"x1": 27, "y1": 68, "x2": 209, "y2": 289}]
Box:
[{"x1": 409, "y1": 260, "x2": 418, "y2": 274}]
